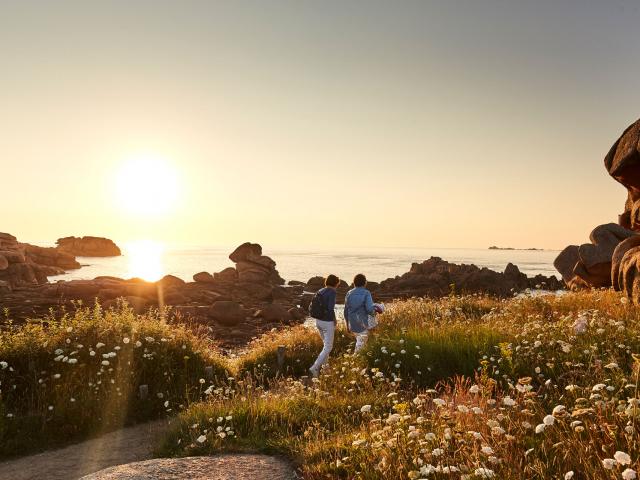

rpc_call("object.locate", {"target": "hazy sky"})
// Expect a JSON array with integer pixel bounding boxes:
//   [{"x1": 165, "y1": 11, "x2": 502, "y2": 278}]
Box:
[{"x1": 1, "y1": 0, "x2": 639, "y2": 249}]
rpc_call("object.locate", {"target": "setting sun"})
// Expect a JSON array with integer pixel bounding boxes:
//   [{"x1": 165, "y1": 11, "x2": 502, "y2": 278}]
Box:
[
  {"x1": 115, "y1": 154, "x2": 180, "y2": 217},
  {"x1": 124, "y1": 239, "x2": 165, "y2": 281}
]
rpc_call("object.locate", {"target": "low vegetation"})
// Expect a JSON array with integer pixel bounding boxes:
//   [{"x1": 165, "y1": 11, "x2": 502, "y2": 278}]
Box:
[
  {"x1": 158, "y1": 291, "x2": 640, "y2": 479},
  {"x1": 2, "y1": 291, "x2": 640, "y2": 478},
  {"x1": 0, "y1": 301, "x2": 229, "y2": 457}
]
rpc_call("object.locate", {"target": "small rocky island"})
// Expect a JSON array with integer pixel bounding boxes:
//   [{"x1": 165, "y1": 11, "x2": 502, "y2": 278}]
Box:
[{"x1": 56, "y1": 236, "x2": 121, "y2": 257}]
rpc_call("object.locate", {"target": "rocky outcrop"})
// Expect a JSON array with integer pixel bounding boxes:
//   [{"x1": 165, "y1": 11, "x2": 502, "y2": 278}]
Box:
[
  {"x1": 56, "y1": 236, "x2": 121, "y2": 257},
  {"x1": 557, "y1": 118, "x2": 640, "y2": 302},
  {"x1": 555, "y1": 223, "x2": 637, "y2": 289},
  {"x1": 0, "y1": 243, "x2": 304, "y2": 348},
  {"x1": 0, "y1": 233, "x2": 80, "y2": 289},
  {"x1": 376, "y1": 257, "x2": 562, "y2": 300}
]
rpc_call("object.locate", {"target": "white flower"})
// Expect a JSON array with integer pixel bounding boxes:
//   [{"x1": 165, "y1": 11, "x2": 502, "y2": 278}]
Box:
[
  {"x1": 564, "y1": 472, "x2": 574, "y2": 479},
  {"x1": 543, "y1": 415, "x2": 555, "y2": 426},
  {"x1": 535, "y1": 424, "x2": 545, "y2": 434},
  {"x1": 53, "y1": 373, "x2": 61, "y2": 379},
  {"x1": 96, "y1": 342, "x2": 105, "y2": 349},
  {"x1": 135, "y1": 340, "x2": 142, "y2": 347},
  {"x1": 469, "y1": 385, "x2": 480, "y2": 394},
  {"x1": 481, "y1": 446, "x2": 494, "y2": 455},
  {"x1": 101, "y1": 360, "x2": 110, "y2": 366},
  {"x1": 615, "y1": 451, "x2": 632, "y2": 465},
  {"x1": 605, "y1": 362, "x2": 619, "y2": 369},
  {"x1": 360, "y1": 404, "x2": 371, "y2": 413},
  {"x1": 502, "y1": 396, "x2": 515, "y2": 407},
  {"x1": 433, "y1": 398, "x2": 446, "y2": 407},
  {"x1": 431, "y1": 448, "x2": 443, "y2": 457},
  {"x1": 351, "y1": 439, "x2": 366, "y2": 447},
  {"x1": 622, "y1": 468, "x2": 637, "y2": 480},
  {"x1": 552, "y1": 405, "x2": 566, "y2": 415},
  {"x1": 603, "y1": 458, "x2": 616, "y2": 470},
  {"x1": 474, "y1": 467, "x2": 495, "y2": 478},
  {"x1": 123, "y1": 337, "x2": 130, "y2": 344},
  {"x1": 67, "y1": 358, "x2": 78, "y2": 365},
  {"x1": 196, "y1": 435, "x2": 207, "y2": 443},
  {"x1": 199, "y1": 378, "x2": 206, "y2": 384}
]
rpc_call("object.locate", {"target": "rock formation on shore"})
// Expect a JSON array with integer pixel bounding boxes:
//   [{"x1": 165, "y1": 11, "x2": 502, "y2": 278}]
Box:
[
  {"x1": 56, "y1": 236, "x2": 121, "y2": 257},
  {"x1": 0, "y1": 237, "x2": 557, "y2": 347},
  {"x1": 374, "y1": 257, "x2": 562, "y2": 299},
  {"x1": 0, "y1": 232, "x2": 80, "y2": 290},
  {"x1": 556, "y1": 118, "x2": 640, "y2": 302}
]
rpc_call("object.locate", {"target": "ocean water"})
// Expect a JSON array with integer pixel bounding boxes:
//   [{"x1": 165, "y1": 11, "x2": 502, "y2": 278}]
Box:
[{"x1": 45, "y1": 243, "x2": 560, "y2": 284}]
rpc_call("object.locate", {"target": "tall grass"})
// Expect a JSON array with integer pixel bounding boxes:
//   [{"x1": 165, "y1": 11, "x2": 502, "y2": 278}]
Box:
[
  {"x1": 0, "y1": 302, "x2": 229, "y2": 457},
  {"x1": 159, "y1": 291, "x2": 640, "y2": 479}
]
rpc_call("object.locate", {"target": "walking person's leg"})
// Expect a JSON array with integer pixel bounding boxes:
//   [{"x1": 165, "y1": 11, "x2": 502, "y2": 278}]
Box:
[
  {"x1": 354, "y1": 331, "x2": 368, "y2": 354},
  {"x1": 309, "y1": 320, "x2": 335, "y2": 377}
]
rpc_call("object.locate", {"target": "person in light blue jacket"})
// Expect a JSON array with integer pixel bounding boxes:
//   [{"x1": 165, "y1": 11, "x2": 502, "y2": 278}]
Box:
[{"x1": 344, "y1": 273, "x2": 376, "y2": 353}]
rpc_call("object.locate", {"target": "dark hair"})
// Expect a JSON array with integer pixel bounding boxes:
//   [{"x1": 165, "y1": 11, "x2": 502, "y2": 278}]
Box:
[
  {"x1": 353, "y1": 273, "x2": 367, "y2": 287},
  {"x1": 325, "y1": 274, "x2": 340, "y2": 287}
]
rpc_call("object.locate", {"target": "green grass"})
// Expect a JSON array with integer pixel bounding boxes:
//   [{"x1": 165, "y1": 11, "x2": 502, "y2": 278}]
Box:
[{"x1": 0, "y1": 301, "x2": 229, "y2": 457}]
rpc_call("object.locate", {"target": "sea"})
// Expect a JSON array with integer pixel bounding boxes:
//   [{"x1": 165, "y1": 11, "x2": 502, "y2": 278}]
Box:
[{"x1": 41, "y1": 243, "x2": 560, "y2": 284}]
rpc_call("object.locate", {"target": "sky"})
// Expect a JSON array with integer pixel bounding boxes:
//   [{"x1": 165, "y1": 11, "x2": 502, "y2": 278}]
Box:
[{"x1": 1, "y1": 0, "x2": 639, "y2": 250}]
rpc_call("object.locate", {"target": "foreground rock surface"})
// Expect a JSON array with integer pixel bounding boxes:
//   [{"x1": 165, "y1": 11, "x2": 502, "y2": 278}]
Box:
[
  {"x1": 80, "y1": 455, "x2": 297, "y2": 480},
  {"x1": 56, "y1": 236, "x2": 121, "y2": 257}
]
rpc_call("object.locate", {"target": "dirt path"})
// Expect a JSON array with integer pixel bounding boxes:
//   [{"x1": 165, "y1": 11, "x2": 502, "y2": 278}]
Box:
[
  {"x1": 81, "y1": 455, "x2": 297, "y2": 479},
  {"x1": 0, "y1": 420, "x2": 169, "y2": 480},
  {"x1": 0, "y1": 421, "x2": 297, "y2": 480}
]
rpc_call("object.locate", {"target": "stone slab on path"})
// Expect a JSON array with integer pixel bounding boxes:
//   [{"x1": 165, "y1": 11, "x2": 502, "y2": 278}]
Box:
[
  {"x1": 80, "y1": 455, "x2": 298, "y2": 480},
  {"x1": 0, "y1": 420, "x2": 169, "y2": 480}
]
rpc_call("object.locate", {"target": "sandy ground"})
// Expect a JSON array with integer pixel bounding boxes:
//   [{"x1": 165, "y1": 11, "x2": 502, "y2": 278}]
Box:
[
  {"x1": 80, "y1": 455, "x2": 298, "y2": 479},
  {"x1": 0, "y1": 420, "x2": 297, "y2": 480},
  {"x1": 0, "y1": 420, "x2": 169, "y2": 480}
]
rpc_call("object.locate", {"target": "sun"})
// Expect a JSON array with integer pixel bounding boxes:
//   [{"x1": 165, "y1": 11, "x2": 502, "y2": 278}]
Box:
[{"x1": 115, "y1": 153, "x2": 180, "y2": 217}]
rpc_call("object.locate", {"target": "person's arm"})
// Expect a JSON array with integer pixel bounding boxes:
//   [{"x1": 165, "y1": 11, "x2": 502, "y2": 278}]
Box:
[
  {"x1": 326, "y1": 289, "x2": 337, "y2": 322},
  {"x1": 365, "y1": 291, "x2": 375, "y2": 315},
  {"x1": 344, "y1": 292, "x2": 350, "y2": 331}
]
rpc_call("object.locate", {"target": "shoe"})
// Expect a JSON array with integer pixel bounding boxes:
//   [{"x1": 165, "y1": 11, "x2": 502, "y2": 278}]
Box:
[{"x1": 309, "y1": 366, "x2": 319, "y2": 378}]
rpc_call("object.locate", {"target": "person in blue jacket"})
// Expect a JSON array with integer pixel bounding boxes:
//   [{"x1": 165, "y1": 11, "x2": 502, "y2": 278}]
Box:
[{"x1": 344, "y1": 273, "x2": 376, "y2": 353}]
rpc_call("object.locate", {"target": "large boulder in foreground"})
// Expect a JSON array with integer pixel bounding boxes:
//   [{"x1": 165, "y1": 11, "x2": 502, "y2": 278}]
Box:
[
  {"x1": 555, "y1": 223, "x2": 637, "y2": 289},
  {"x1": 56, "y1": 236, "x2": 121, "y2": 257}
]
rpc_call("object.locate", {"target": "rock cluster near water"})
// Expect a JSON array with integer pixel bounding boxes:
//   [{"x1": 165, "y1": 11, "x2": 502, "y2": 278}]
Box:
[
  {"x1": 375, "y1": 257, "x2": 562, "y2": 299},
  {"x1": 556, "y1": 117, "x2": 640, "y2": 302},
  {"x1": 56, "y1": 236, "x2": 121, "y2": 257},
  {"x1": 0, "y1": 232, "x2": 80, "y2": 290}
]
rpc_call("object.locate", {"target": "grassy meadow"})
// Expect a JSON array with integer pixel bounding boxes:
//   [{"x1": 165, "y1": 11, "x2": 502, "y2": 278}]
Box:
[{"x1": 2, "y1": 290, "x2": 640, "y2": 479}]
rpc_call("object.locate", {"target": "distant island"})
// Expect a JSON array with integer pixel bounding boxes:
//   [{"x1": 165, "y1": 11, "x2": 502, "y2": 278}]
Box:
[{"x1": 488, "y1": 246, "x2": 544, "y2": 251}]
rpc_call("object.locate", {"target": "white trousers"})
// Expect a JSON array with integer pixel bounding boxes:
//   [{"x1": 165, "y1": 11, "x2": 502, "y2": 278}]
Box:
[
  {"x1": 354, "y1": 331, "x2": 369, "y2": 353},
  {"x1": 311, "y1": 319, "x2": 335, "y2": 372}
]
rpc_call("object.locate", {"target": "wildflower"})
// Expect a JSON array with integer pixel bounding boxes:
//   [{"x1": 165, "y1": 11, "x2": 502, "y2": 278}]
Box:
[
  {"x1": 543, "y1": 415, "x2": 555, "y2": 426},
  {"x1": 196, "y1": 435, "x2": 207, "y2": 443},
  {"x1": 603, "y1": 458, "x2": 616, "y2": 470},
  {"x1": 123, "y1": 337, "x2": 130, "y2": 344},
  {"x1": 615, "y1": 451, "x2": 632, "y2": 465},
  {"x1": 431, "y1": 448, "x2": 443, "y2": 457},
  {"x1": 535, "y1": 424, "x2": 545, "y2": 434},
  {"x1": 564, "y1": 472, "x2": 574, "y2": 479},
  {"x1": 199, "y1": 378, "x2": 206, "y2": 384},
  {"x1": 481, "y1": 446, "x2": 494, "y2": 455},
  {"x1": 469, "y1": 385, "x2": 480, "y2": 394},
  {"x1": 101, "y1": 360, "x2": 109, "y2": 366},
  {"x1": 53, "y1": 373, "x2": 61, "y2": 379},
  {"x1": 360, "y1": 405, "x2": 371, "y2": 413},
  {"x1": 352, "y1": 439, "x2": 366, "y2": 447},
  {"x1": 502, "y1": 396, "x2": 515, "y2": 407},
  {"x1": 474, "y1": 467, "x2": 495, "y2": 478},
  {"x1": 552, "y1": 405, "x2": 566, "y2": 415},
  {"x1": 623, "y1": 469, "x2": 637, "y2": 480},
  {"x1": 135, "y1": 340, "x2": 142, "y2": 347},
  {"x1": 433, "y1": 398, "x2": 446, "y2": 407},
  {"x1": 96, "y1": 342, "x2": 105, "y2": 349},
  {"x1": 67, "y1": 358, "x2": 78, "y2": 364}
]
